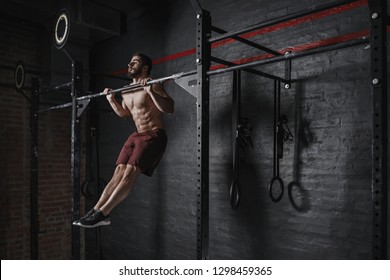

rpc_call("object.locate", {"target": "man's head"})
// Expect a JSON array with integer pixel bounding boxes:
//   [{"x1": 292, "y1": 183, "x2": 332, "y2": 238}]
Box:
[{"x1": 128, "y1": 52, "x2": 152, "y2": 78}]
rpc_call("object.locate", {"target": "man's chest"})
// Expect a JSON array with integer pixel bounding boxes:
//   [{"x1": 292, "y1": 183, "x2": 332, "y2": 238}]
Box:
[{"x1": 122, "y1": 90, "x2": 152, "y2": 110}]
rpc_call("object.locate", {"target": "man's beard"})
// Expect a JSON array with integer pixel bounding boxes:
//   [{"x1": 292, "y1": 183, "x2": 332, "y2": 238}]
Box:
[{"x1": 127, "y1": 67, "x2": 142, "y2": 78}]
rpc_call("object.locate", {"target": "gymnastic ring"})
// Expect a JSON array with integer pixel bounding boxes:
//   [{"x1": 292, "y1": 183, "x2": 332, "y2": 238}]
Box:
[
  {"x1": 81, "y1": 179, "x2": 94, "y2": 198},
  {"x1": 287, "y1": 181, "x2": 306, "y2": 211},
  {"x1": 54, "y1": 9, "x2": 70, "y2": 49},
  {"x1": 268, "y1": 176, "x2": 284, "y2": 202},
  {"x1": 230, "y1": 179, "x2": 240, "y2": 209},
  {"x1": 81, "y1": 177, "x2": 107, "y2": 198},
  {"x1": 14, "y1": 61, "x2": 25, "y2": 92}
]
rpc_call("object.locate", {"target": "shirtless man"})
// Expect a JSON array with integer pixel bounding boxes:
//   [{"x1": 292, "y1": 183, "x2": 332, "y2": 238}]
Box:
[{"x1": 74, "y1": 53, "x2": 174, "y2": 228}]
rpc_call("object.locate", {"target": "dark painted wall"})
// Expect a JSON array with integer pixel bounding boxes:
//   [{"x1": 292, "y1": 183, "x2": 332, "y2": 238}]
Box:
[
  {"x1": 85, "y1": 0, "x2": 389, "y2": 259},
  {"x1": 0, "y1": 15, "x2": 85, "y2": 259}
]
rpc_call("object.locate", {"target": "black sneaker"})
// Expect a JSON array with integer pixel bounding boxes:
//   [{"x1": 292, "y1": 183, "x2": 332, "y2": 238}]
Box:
[
  {"x1": 78, "y1": 210, "x2": 111, "y2": 228},
  {"x1": 72, "y1": 208, "x2": 97, "y2": 226}
]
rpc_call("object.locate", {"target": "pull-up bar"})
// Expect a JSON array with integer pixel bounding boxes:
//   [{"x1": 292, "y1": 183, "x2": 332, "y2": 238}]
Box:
[{"x1": 38, "y1": 70, "x2": 197, "y2": 113}]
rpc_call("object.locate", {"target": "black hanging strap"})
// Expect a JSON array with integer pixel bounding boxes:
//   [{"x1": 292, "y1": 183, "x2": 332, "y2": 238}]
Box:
[
  {"x1": 269, "y1": 79, "x2": 285, "y2": 202},
  {"x1": 231, "y1": 70, "x2": 241, "y2": 208}
]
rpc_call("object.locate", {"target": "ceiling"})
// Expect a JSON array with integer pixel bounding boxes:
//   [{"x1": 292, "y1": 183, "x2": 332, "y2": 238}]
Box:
[{"x1": 0, "y1": 0, "x2": 179, "y2": 45}]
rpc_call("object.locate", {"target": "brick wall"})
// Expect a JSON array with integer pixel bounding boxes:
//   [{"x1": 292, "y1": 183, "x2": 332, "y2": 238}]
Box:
[
  {"x1": 88, "y1": 0, "x2": 388, "y2": 260},
  {"x1": 0, "y1": 16, "x2": 82, "y2": 259}
]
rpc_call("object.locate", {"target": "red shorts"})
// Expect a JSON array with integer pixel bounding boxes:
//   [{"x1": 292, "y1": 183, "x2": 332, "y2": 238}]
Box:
[{"x1": 116, "y1": 129, "x2": 167, "y2": 176}]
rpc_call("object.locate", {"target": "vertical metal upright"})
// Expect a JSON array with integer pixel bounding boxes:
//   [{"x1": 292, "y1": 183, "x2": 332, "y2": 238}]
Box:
[
  {"x1": 285, "y1": 52, "x2": 292, "y2": 89},
  {"x1": 71, "y1": 60, "x2": 83, "y2": 260},
  {"x1": 368, "y1": 0, "x2": 388, "y2": 260},
  {"x1": 191, "y1": 0, "x2": 211, "y2": 260},
  {"x1": 30, "y1": 78, "x2": 40, "y2": 259}
]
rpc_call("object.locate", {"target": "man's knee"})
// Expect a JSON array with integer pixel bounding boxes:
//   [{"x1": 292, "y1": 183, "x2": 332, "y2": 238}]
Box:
[
  {"x1": 109, "y1": 164, "x2": 125, "y2": 182},
  {"x1": 114, "y1": 164, "x2": 126, "y2": 175},
  {"x1": 123, "y1": 164, "x2": 141, "y2": 180}
]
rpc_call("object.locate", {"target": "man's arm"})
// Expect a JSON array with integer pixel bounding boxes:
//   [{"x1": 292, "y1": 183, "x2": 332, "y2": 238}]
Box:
[
  {"x1": 144, "y1": 81, "x2": 174, "y2": 114},
  {"x1": 104, "y1": 88, "x2": 131, "y2": 118}
]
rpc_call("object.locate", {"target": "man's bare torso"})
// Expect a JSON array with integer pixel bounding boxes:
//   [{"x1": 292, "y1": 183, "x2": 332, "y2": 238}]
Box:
[{"x1": 121, "y1": 88, "x2": 164, "y2": 133}]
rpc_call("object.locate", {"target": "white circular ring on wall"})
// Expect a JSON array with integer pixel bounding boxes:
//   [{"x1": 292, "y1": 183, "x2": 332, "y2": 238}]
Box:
[
  {"x1": 54, "y1": 9, "x2": 70, "y2": 49},
  {"x1": 14, "y1": 61, "x2": 25, "y2": 92}
]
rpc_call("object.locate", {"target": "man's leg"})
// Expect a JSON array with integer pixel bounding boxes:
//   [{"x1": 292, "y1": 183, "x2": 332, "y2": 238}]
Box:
[
  {"x1": 94, "y1": 164, "x2": 127, "y2": 210},
  {"x1": 99, "y1": 164, "x2": 141, "y2": 216},
  {"x1": 77, "y1": 164, "x2": 140, "y2": 228},
  {"x1": 73, "y1": 164, "x2": 127, "y2": 225}
]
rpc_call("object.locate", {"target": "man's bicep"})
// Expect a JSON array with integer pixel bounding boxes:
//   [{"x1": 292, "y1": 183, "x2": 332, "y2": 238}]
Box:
[{"x1": 152, "y1": 83, "x2": 171, "y2": 98}]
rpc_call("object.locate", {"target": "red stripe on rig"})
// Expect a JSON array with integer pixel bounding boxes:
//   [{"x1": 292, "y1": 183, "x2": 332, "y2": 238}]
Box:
[
  {"x1": 111, "y1": 48, "x2": 196, "y2": 75},
  {"x1": 111, "y1": 68, "x2": 128, "y2": 76},
  {"x1": 283, "y1": 29, "x2": 369, "y2": 53},
  {"x1": 153, "y1": 48, "x2": 196, "y2": 64}
]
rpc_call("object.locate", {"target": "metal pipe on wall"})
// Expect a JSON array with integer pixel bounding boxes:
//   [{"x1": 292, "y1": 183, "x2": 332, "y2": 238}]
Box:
[
  {"x1": 30, "y1": 78, "x2": 40, "y2": 259},
  {"x1": 208, "y1": 37, "x2": 368, "y2": 76}
]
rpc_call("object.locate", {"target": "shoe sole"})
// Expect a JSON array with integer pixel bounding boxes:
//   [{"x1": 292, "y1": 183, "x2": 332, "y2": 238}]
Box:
[
  {"x1": 76, "y1": 220, "x2": 111, "y2": 228},
  {"x1": 72, "y1": 210, "x2": 100, "y2": 226}
]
